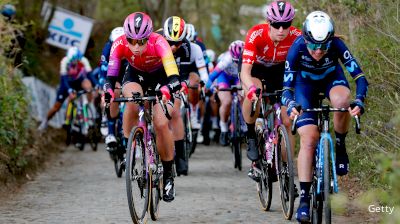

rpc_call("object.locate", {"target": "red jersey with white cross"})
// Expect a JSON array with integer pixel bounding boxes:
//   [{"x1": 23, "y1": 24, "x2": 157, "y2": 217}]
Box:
[{"x1": 242, "y1": 23, "x2": 301, "y2": 67}]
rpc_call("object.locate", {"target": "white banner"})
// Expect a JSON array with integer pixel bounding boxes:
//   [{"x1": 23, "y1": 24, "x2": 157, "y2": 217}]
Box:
[
  {"x1": 22, "y1": 77, "x2": 66, "y2": 128},
  {"x1": 42, "y1": 2, "x2": 94, "y2": 53}
]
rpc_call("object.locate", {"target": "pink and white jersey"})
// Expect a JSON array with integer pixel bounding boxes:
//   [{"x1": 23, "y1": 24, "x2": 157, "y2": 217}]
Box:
[{"x1": 107, "y1": 32, "x2": 178, "y2": 77}]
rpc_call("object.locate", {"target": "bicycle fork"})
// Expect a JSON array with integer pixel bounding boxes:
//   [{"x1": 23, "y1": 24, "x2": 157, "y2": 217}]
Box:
[{"x1": 317, "y1": 133, "x2": 338, "y2": 194}]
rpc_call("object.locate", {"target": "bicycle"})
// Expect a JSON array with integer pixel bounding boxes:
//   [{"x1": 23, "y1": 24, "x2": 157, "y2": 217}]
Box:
[
  {"x1": 217, "y1": 85, "x2": 247, "y2": 171},
  {"x1": 250, "y1": 89, "x2": 295, "y2": 219},
  {"x1": 179, "y1": 87, "x2": 192, "y2": 175},
  {"x1": 113, "y1": 91, "x2": 170, "y2": 223},
  {"x1": 291, "y1": 95, "x2": 361, "y2": 224},
  {"x1": 64, "y1": 89, "x2": 100, "y2": 151}
]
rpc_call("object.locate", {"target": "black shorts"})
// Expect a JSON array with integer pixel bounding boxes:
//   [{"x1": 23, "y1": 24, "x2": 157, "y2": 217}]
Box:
[
  {"x1": 250, "y1": 63, "x2": 285, "y2": 93},
  {"x1": 122, "y1": 65, "x2": 168, "y2": 94}
]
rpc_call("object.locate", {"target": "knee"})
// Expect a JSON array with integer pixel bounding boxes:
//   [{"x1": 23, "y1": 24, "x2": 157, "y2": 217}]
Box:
[
  {"x1": 299, "y1": 131, "x2": 319, "y2": 150},
  {"x1": 154, "y1": 119, "x2": 169, "y2": 132},
  {"x1": 330, "y1": 92, "x2": 350, "y2": 108}
]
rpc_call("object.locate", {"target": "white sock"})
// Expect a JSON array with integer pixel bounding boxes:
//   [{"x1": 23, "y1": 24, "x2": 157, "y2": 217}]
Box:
[{"x1": 219, "y1": 121, "x2": 228, "y2": 132}]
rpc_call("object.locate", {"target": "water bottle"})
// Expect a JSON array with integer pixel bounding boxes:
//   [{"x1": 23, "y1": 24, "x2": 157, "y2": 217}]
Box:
[{"x1": 255, "y1": 118, "x2": 264, "y2": 134}]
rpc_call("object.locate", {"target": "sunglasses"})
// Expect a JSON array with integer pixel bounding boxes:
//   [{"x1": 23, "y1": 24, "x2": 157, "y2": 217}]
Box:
[
  {"x1": 306, "y1": 41, "x2": 331, "y2": 51},
  {"x1": 270, "y1": 21, "x2": 292, "y2": 29},
  {"x1": 167, "y1": 40, "x2": 182, "y2": 47},
  {"x1": 127, "y1": 38, "x2": 148, "y2": 46}
]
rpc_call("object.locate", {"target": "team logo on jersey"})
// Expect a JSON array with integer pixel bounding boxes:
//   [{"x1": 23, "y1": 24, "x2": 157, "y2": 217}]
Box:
[
  {"x1": 110, "y1": 39, "x2": 123, "y2": 55},
  {"x1": 249, "y1": 29, "x2": 263, "y2": 44},
  {"x1": 243, "y1": 49, "x2": 254, "y2": 56},
  {"x1": 290, "y1": 29, "x2": 301, "y2": 36},
  {"x1": 263, "y1": 45, "x2": 269, "y2": 54}
]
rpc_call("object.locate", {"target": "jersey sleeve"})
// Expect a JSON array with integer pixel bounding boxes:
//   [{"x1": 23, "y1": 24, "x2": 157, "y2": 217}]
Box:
[
  {"x1": 191, "y1": 43, "x2": 208, "y2": 82},
  {"x1": 242, "y1": 26, "x2": 261, "y2": 65},
  {"x1": 81, "y1": 57, "x2": 92, "y2": 73},
  {"x1": 335, "y1": 38, "x2": 369, "y2": 101},
  {"x1": 107, "y1": 38, "x2": 124, "y2": 77},
  {"x1": 100, "y1": 41, "x2": 112, "y2": 78},
  {"x1": 282, "y1": 37, "x2": 301, "y2": 106},
  {"x1": 155, "y1": 36, "x2": 179, "y2": 77},
  {"x1": 60, "y1": 57, "x2": 68, "y2": 75}
]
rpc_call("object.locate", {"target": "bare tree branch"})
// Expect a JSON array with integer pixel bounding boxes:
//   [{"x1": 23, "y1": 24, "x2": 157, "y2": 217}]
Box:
[
  {"x1": 376, "y1": 48, "x2": 400, "y2": 70},
  {"x1": 366, "y1": 23, "x2": 400, "y2": 43}
]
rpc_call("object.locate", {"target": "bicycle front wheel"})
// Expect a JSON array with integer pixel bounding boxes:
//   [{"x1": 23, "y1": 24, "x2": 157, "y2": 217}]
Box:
[
  {"x1": 126, "y1": 126, "x2": 149, "y2": 224},
  {"x1": 323, "y1": 138, "x2": 331, "y2": 224},
  {"x1": 276, "y1": 124, "x2": 295, "y2": 220},
  {"x1": 149, "y1": 132, "x2": 162, "y2": 221},
  {"x1": 257, "y1": 161, "x2": 273, "y2": 211}
]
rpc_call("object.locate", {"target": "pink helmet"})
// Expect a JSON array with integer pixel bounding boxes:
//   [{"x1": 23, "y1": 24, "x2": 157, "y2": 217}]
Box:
[
  {"x1": 266, "y1": 1, "x2": 295, "y2": 23},
  {"x1": 123, "y1": 12, "x2": 153, "y2": 40},
  {"x1": 229, "y1": 40, "x2": 244, "y2": 61}
]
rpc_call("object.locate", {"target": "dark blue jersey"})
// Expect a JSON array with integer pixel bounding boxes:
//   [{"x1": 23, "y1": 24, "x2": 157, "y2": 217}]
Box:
[{"x1": 282, "y1": 36, "x2": 368, "y2": 106}]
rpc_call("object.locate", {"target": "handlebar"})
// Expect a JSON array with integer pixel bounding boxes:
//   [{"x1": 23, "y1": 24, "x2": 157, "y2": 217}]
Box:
[{"x1": 291, "y1": 105, "x2": 361, "y2": 135}]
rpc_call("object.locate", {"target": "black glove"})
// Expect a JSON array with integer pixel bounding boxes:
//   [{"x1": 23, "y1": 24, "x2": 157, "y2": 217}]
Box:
[
  {"x1": 350, "y1": 99, "x2": 365, "y2": 115},
  {"x1": 166, "y1": 75, "x2": 181, "y2": 93}
]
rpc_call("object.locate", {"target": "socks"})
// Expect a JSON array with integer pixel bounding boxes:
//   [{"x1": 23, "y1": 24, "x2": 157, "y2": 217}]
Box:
[
  {"x1": 107, "y1": 118, "x2": 116, "y2": 135},
  {"x1": 299, "y1": 182, "x2": 312, "y2": 204},
  {"x1": 246, "y1": 122, "x2": 255, "y2": 139},
  {"x1": 162, "y1": 160, "x2": 174, "y2": 178},
  {"x1": 335, "y1": 131, "x2": 347, "y2": 155},
  {"x1": 219, "y1": 121, "x2": 228, "y2": 132}
]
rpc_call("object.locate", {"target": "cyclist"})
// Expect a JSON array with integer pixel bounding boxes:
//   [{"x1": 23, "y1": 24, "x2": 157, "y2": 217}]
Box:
[
  {"x1": 205, "y1": 40, "x2": 244, "y2": 146},
  {"x1": 98, "y1": 27, "x2": 127, "y2": 149},
  {"x1": 38, "y1": 46, "x2": 93, "y2": 131},
  {"x1": 159, "y1": 16, "x2": 208, "y2": 175},
  {"x1": 103, "y1": 12, "x2": 180, "y2": 202},
  {"x1": 240, "y1": 1, "x2": 300, "y2": 179},
  {"x1": 281, "y1": 11, "x2": 368, "y2": 222}
]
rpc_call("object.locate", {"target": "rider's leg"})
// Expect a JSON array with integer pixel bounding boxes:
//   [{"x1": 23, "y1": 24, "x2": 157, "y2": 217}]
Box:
[
  {"x1": 330, "y1": 85, "x2": 351, "y2": 176},
  {"x1": 242, "y1": 77, "x2": 262, "y2": 161},
  {"x1": 121, "y1": 82, "x2": 141, "y2": 139},
  {"x1": 217, "y1": 90, "x2": 232, "y2": 146},
  {"x1": 187, "y1": 72, "x2": 202, "y2": 129},
  {"x1": 296, "y1": 124, "x2": 319, "y2": 221},
  {"x1": 170, "y1": 97, "x2": 187, "y2": 174},
  {"x1": 106, "y1": 83, "x2": 121, "y2": 146},
  {"x1": 38, "y1": 84, "x2": 68, "y2": 131},
  {"x1": 281, "y1": 106, "x2": 296, "y2": 162}
]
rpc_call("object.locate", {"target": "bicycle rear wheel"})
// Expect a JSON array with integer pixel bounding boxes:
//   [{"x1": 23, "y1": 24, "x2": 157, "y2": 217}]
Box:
[
  {"x1": 126, "y1": 126, "x2": 149, "y2": 224},
  {"x1": 86, "y1": 105, "x2": 100, "y2": 151},
  {"x1": 149, "y1": 132, "x2": 163, "y2": 221},
  {"x1": 276, "y1": 125, "x2": 294, "y2": 219},
  {"x1": 232, "y1": 104, "x2": 242, "y2": 171},
  {"x1": 323, "y1": 138, "x2": 331, "y2": 224},
  {"x1": 257, "y1": 160, "x2": 273, "y2": 211}
]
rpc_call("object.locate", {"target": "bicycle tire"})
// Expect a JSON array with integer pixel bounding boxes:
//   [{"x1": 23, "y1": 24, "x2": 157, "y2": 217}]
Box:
[
  {"x1": 149, "y1": 132, "x2": 162, "y2": 221},
  {"x1": 276, "y1": 124, "x2": 294, "y2": 220},
  {"x1": 311, "y1": 182, "x2": 323, "y2": 224},
  {"x1": 323, "y1": 138, "x2": 331, "y2": 224},
  {"x1": 256, "y1": 134, "x2": 273, "y2": 211},
  {"x1": 233, "y1": 104, "x2": 242, "y2": 171},
  {"x1": 85, "y1": 105, "x2": 100, "y2": 151},
  {"x1": 126, "y1": 126, "x2": 149, "y2": 224},
  {"x1": 257, "y1": 161, "x2": 273, "y2": 211}
]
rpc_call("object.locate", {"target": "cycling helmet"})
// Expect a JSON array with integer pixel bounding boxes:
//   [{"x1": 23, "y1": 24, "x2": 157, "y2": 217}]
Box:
[
  {"x1": 302, "y1": 11, "x2": 335, "y2": 44},
  {"x1": 109, "y1": 27, "x2": 125, "y2": 42},
  {"x1": 123, "y1": 12, "x2": 153, "y2": 40},
  {"x1": 266, "y1": 1, "x2": 295, "y2": 23},
  {"x1": 205, "y1": 49, "x2": 216, "y2": 62},
  {"x1": 66, "y1": 46, "x2": 82, "y2": 62},
  {"x1": 185, "y1": 24, "x2": 197, "y2": 42},
  {"x1": 163, "y1": 16, "x2": 187, "y2": 42},
  {"x1": 1, "y1": 4, "x2": 16, "y2": 20},
  {"x1": 229, "y1": 40, "x2": 244, "y2": 61}
]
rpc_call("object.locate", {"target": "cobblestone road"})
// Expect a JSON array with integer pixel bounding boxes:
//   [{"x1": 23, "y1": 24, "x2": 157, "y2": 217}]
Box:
[{"x1": 0, "y1": 142, "x2": 357, "y2": 223}]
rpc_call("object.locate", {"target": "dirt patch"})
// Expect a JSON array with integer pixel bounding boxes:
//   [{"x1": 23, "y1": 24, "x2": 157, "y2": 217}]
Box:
[
  {"x1": 0, "y1": 127, "x2": 66, "y2": 199},
  {"x1": 338, "y1": 175, "x2": 381, "y2": 223}
]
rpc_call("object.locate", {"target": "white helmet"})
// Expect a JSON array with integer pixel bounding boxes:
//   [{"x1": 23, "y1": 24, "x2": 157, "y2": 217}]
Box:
[
  {"x1": 205, "y1": 49, "x2": 216, "y2": 62},
  {"x1": 185, "y1": 23, "x2": 196, "y2": 42},
  {"x1": 109, "y1": 27, "x2": 125, "y2": 42},
  {"x1": 66, "y1": 46, "x2": 82, "y2": 62},
  {"x1": 302, "y1": 11, "x2": 334, "y2": 44}
]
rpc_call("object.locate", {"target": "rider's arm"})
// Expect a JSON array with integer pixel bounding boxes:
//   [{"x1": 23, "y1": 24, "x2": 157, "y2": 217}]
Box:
[
  {"x1": 81, "y1": 57, "x2": 92, "y2": 74},
  {"x1": 59, "y1": 57, "x2": 72, "y2": 92},
  {"x1": 99, "y1": 41, "x2": 112, "y2": 80},
  {"x1": 104, "y1": 39, "x2": 123, "y2": 91},
  {"x1": 335, "y1": 38, "x2": 369, "y2": 102},
  {"x1": 240, "y1": 26, "x2": 259, "y2": 90},
  {"x1": 191, "y1": 43, "x2": 208, "y2": 83},
  {"x1": 281, "y1": 39, "x2": 301, "y2": 107}
]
